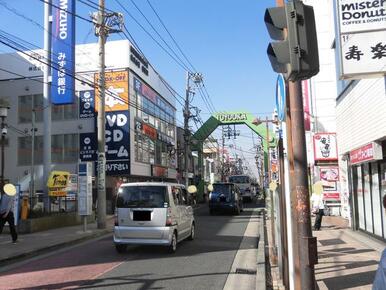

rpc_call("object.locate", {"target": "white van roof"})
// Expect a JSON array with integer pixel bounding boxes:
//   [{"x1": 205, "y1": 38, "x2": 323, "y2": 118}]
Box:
[{"x1": 120, "y1": 182, "x2": 185, "y2": 188}]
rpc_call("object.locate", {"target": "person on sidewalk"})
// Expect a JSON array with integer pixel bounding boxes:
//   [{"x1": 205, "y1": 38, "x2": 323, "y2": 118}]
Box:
[
  {"x1": 0, "y1": 185, "x2": 18, "y2": 244},
  {"x1": 373, "y1": 195, "x2": 386, "y2": 289},
  {"x1": 311, "y1": 193, "x2": 325, "y2": 231}
]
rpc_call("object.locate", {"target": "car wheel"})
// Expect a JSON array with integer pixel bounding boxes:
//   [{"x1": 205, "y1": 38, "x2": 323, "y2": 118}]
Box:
[
  {"x1": 115, "y1": 244, "x2": 127, "y2": 253},
  {"x1": 168, "y1": 231, "x2": 177, "y2": 253},
  {"x1": 209, "y1": 208, "x2": 214, "y2": 215},
  {"x1": 188, "y1": 222, "x2": 195, "y2": 240}
]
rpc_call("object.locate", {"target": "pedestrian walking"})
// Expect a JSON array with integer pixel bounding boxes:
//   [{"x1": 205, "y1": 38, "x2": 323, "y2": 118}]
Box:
[
  {"x1": 0, "y1": 184, "x2": 18, "y2": 243},
  {"x1": 311, "y1": 192, "x2": 325, "y2": 231},
  {"x1": 372, "y1": 195, "x2": 386, "y2": 289}
]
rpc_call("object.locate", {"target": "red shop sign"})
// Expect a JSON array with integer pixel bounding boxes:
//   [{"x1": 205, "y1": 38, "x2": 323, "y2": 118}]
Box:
[
  {"x1": 350, "y1": 142, "x2": 383, "y2": 165},
  {"x1": 142, "y1": 123, "x2": 157, "y2": 140}
]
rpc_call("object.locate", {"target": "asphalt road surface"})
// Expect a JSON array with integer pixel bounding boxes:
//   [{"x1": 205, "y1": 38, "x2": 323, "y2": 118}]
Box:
[{"x1": 0, "y1": 204, "x2": 261, "y2": 290}]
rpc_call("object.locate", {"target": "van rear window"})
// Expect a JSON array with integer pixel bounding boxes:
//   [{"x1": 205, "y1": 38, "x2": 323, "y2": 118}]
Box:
[{"x1": 116, "y1": 186, "x2": 167, "y2": 208}]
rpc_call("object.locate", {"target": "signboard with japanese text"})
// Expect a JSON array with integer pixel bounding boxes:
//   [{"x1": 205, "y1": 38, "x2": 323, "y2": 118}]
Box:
[
  {"x1": 79, "y1": 132, "x2": 97, "y2": 161},
  {"x1": 134, "y1": 77, "x2": 157, "y2": 103},
  {"x1": 95, "y1": 70, "x2": 129, "y2": 112},
  {"x1": 336, "y1": 0, "x2": 386, "y2": 79},
  {"x1": 51, "y1": 0, "x2": 76, "y2": 104},
  {"x1": 78, "y1": 162, "x2": 92, "y2": 216},
  {"x1": 79, "y1": 90, "x2": 95, "y2": 118},
  {"x1": 104, "y1": 111, "x2": 130, "y2": 175},
  {"x1": 350, "y1": 142, "x2": 383, "y2": 164},
  {"x1": 313, "y1": 133, "x2": 338, "y2": 161}
]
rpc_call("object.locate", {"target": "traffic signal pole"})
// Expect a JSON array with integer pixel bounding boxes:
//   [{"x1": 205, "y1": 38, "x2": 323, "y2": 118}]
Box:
[{"x1": 288, "y1": 80, "x2": 317, "y2": 290}]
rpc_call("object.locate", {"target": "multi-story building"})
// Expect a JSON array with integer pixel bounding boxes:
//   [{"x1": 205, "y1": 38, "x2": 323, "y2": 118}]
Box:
[
  {"x1": 0, "y1": 39, "x2": 178, "y2": 211},
  {"x1": 333, "y1": 0, "x2": 386, "y2": 239}
]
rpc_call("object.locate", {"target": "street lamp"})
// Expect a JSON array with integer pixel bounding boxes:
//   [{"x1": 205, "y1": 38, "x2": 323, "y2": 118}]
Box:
[{"x1": 0, "y1": 102, "x2": 9, "y2": 191}]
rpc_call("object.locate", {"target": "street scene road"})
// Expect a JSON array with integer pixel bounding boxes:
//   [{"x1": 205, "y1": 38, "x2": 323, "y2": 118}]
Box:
[{"x1": 0, "y1": 204, "x2": 263, "y2": 290}]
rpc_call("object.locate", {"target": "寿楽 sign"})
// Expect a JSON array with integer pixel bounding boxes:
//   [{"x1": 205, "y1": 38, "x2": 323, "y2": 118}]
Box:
[
  {"x1": 51, "y1": 0, "x2": 76, "y2": 104},
  {"x1": 336, "y1": 0, "x2": 386, "y2": 79},
  {"x1": 216, "y1": 113, "x2": 248, "y2": 123},
  {"x1": 79, "y1": 90, "x2": 95, "y2": 118}
]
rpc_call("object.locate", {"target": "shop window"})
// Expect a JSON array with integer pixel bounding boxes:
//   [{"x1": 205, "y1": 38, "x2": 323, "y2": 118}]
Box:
[
  {"x1": 355, "y1": 165, "x2": 365, "y2": 230},
  {"x1": 381, "y1": 162, "x2": 386, "y2": 239},
  {"x1": 371, "y1": 163, "x2": 382, "y2": 237},
  {"x1": 363, "y1": 163, "x2": 373, "y2": 233}
]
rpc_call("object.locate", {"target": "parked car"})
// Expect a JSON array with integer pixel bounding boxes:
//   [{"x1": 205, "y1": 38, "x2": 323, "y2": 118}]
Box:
[
  {"x1": 113, "y1": 182, "x2": 195, "y2": 254},
  {"x1": 208, "y1": 182, "x2": 243, "y2": 215}
]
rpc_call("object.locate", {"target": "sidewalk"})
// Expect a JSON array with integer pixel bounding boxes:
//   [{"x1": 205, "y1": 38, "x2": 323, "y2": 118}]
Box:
[
  {"x1": 0, "y1": 216, "x2": 114, "y2": 267},
  {"x1": 268, "y1": 215, "x2": 386, "y2": 289},
  {"x1": 314, "y1": 216, "x2": 385, "y2": 290}
]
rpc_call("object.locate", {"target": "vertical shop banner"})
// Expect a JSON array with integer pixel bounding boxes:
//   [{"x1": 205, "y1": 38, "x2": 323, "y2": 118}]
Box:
[
  {"x1": 302, "y1": 80, "x2": 311, "y2": 131},
  {"x1": 79, "y1": 132, "x2": 97, "y2": 161},
  {"x1": 313, "y1": 133, "x2": 338, "y2": 161},
  {"x1": 79, "y1": 90, "x2": 95, "y2": 118},
  {"x1": 94, "y1": 71, "x2": 129, "y2": 112},
  {"x1": 51, "y1": 0, "x2": 76, "y2": 104},
  {"x1": 105, "y1": 111, "x2": 130, "y2": 175}
]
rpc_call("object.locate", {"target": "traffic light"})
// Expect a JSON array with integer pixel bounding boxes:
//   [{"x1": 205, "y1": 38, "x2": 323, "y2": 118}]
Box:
[{"x1": 264, "y1": 1, "x2": 319, "y2": 81}]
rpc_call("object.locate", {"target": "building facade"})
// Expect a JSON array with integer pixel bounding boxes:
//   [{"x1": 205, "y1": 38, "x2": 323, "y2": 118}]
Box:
[
  {"x1": 0, "y1": 40, "x2": 178, "y2": 205},
  {"x1": 333, "y1": 0, "x2": 386, "y2": 239}
]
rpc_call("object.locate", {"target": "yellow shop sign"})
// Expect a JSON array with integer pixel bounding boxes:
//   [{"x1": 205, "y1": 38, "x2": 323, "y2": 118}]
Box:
[{"x1": 47, "y1": 171, "x2": 70, "y2": 188}]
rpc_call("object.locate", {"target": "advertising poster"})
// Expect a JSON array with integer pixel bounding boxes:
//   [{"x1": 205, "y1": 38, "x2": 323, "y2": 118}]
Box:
[
  {"x1": 313, "y1": 133, "x2": 338, "y2": 161},
  {"x1": 320, "y1": 167, "x2": 340, "y2": 200},
  {"x1": 104, "y1": 111, "x2": 130, "y2": 175},
  {"x1": 79, "y1": 90, "x2": 95, "y2": 118},
  {"x1": 95, "y1": 70, "x2": 129, "y2": 112},
  {"x1": 51, "y1": 0, "x2": 76, "y2": 104}
]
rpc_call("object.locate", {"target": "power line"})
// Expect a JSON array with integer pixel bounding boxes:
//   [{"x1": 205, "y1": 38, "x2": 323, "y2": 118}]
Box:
[{"x1": 145, "y1": 0, "x2": 197, "y2": 73}]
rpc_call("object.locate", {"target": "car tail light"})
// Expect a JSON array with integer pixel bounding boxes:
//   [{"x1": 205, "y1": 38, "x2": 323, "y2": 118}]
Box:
[
  {"x1": 114, "y1": 209, "x2": 119, "y2": 226},
  {"x1": 166, "y1": 207, "x2": 173, "y2": 226}
]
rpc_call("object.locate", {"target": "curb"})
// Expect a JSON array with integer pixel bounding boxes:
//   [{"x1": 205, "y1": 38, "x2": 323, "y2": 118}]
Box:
[
  {"x1": 256, "y1": 209, "x2": 266, "y2": 289},
  {"x1": 0, "y1": 229, "x2": 112, "y2": 267}
]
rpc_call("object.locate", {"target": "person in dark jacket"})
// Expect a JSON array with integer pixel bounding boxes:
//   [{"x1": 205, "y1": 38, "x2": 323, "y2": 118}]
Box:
[{"x1": 0, "y1": 186, "x2": 18, "y2": 243}]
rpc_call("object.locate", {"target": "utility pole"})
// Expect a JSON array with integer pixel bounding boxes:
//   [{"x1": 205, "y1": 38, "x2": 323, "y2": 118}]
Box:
[
  {"x1": 221, "y1": 126, "x2": 225, "y2": 181},
  {"x1": 30, "y1": 109, "x2": 36, "y2": 200},
  {"x1": 43, "y1": 0, "x2": 52, "y2": 212},
  {"x1": 96, "y1": 0, "x2": 107, "y2": 229},
  {"x1": 184, "y1": 72, "x2": 203, "y2": 189},
  {"x1": 289, "y1": 80, "x2": 316, "y2": 290},
  {"x1": 93, "y1": 1, "x2": 123, "y2": 229},
  {"x1": 184, "y1": 71, "x2": 191, "y2": 189}
]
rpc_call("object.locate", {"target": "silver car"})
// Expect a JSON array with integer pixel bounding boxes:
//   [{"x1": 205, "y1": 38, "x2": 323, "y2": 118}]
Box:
[{"x1": 113, "y1": 182, "x2": 195, "y2": 253}]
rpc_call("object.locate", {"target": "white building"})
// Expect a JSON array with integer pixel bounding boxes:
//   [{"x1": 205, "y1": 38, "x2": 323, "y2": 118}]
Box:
[
  {"x1": 332, "y1": 0, "x2": 386, "y2": 240},
  {"x1": 0, "y1": 40, "x2": 178, "y2": 208},
  {"x1": 302, "y1": 0, "x2": 343, "y2": 216}
]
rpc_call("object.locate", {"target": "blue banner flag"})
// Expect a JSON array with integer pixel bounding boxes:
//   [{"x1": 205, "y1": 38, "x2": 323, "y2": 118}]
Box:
[{"x1": 51, "y1": 0, "x2": 76, "y2": 104}]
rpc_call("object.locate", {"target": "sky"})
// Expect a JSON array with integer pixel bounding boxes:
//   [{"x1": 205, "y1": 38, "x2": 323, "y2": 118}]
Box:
[{"x1": 0, "y1": 0, "x2": 278, "y2": 176}]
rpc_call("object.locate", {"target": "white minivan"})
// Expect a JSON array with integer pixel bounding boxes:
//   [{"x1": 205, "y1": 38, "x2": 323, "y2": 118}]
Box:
[{"x1": 113, "y1": 182, "x2": 195, "y2": 253}]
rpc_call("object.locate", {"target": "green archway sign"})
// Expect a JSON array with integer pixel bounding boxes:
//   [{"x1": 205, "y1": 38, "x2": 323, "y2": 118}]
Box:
[{"x1": 191, "y1": 111, "x2": 276, "y2": 201}]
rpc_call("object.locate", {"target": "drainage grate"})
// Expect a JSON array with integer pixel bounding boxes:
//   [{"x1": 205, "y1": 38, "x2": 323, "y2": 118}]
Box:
[{"x1": 235, "y1": 268, "x2": 257, "y2": 275}]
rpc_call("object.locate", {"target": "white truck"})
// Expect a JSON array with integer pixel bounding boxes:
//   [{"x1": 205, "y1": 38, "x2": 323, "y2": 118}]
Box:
[{"x1": 228, "y1": 175, "x2": 253, "y2": 202}]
